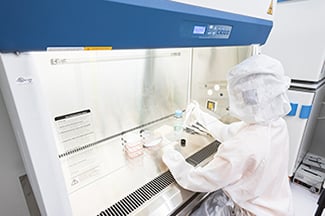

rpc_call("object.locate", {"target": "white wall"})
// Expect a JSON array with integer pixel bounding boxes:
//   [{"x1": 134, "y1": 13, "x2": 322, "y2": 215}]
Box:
[
  {"x1": 262, "y1": 0, "x2": 325, "y2": 82},
  {"x1": 0, "y1": 89, "x2": 31, "y2": 215}
]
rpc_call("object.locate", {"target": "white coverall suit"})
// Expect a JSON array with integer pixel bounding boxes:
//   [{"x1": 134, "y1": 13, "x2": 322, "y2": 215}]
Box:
[{"x1": 162, "y1": 54, "x2": 294, "y2": 216}]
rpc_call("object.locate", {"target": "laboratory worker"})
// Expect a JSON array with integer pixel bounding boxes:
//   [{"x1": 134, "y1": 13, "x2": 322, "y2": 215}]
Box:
[{"x1": 162, "y1": 54, "x2": 294, "y2": 216}]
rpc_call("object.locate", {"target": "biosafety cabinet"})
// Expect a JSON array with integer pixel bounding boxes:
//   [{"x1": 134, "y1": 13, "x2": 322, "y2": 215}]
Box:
[{"x1": 0, "y1": 1, "x2": 276, "y2": 215}]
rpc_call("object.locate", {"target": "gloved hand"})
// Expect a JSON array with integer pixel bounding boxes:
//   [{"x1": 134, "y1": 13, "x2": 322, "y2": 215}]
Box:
[
  {"x1": 183, "y1": 101, "x2": 202, "y2": 128},
  {"x1": 162, "y1": 149, "x2": 192, "y2": 180},
  {"x1": 162, "y1": 149, "x2": 185, "y2": 167},
  {"x1": 183, "y1": 101, "x2": 221, "y2": 137},
  {"x1": 183, "y1": 101, "x2": 243, "y2": 142}
]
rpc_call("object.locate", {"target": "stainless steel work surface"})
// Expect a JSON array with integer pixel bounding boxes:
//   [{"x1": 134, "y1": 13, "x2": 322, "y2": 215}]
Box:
[{"x1": 59, "y1": 117, "x2": 217, "y2": 216}]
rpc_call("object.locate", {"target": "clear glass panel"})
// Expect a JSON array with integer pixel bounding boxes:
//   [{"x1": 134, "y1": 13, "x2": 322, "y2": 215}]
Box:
[{"x1": 191, "y1": 46, "x2": 254, "y2": 123}]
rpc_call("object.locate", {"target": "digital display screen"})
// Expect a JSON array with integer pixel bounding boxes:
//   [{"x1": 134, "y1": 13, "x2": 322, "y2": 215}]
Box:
[{"x1": 193, "y1": 26, "x2": 206, "y2": 35}]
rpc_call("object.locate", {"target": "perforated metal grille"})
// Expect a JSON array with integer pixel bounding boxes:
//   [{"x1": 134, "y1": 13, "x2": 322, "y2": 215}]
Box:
[
  {"x1": 186, "y1": 141, "x2": 219, "y2": 166},
  {"x1": 97, "y1": 141, "x2": 220, "y2": 216}
]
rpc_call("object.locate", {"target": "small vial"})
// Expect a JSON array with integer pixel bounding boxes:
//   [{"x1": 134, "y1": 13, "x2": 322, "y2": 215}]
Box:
[{"x1": 180, "y1": 138, "x2": 186, "y2": 147}]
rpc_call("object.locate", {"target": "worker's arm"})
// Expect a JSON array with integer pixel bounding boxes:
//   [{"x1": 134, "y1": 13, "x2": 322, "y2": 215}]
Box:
[
  {"x1": 184, "y1": 101, "x2": 245, "y2": 142},
  {"x1": 202, "y1": 112, "x2": 246, "y2": 142},
  {"x1": 162, "y1": 142, "x2": 255, "y2": 192}
]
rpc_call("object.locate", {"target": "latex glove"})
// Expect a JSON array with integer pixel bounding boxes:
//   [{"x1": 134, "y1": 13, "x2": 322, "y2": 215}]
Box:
[
  {"x1": 183, "y1": 101, "x2": 245, "y2": 142},
  {"x1": 162, "y1": 149, "x2": 188, "y2": 173},
  {"x1": 183, "y1": 101, "x2": 222, "y2": 136},
  {"x1": 162, "y1": 149, "x2": 184, "y2": 164},
  {"x1": 183, "y1": 101, "x2": 202, "y2": 128}
]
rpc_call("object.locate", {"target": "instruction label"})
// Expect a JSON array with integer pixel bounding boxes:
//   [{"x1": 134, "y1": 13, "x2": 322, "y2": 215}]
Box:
[
  {"x1": 54, "y1": 109, "x2": 95, "y2": 152},
  {"x1": 61, "y1": 148, "x2": 101, "y2": 193},
  {"x1": 55, "y1": 109, "x2": 101, "y2": 192}
]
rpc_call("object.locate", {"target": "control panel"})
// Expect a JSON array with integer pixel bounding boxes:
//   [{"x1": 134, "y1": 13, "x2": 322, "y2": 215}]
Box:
[{"x1": 181, "y1": 22, "x2": 233, "y2": 39}]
